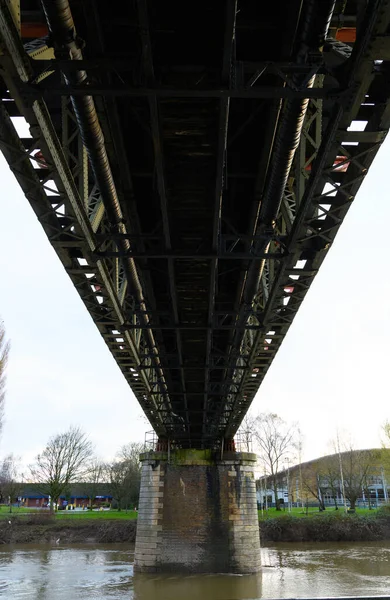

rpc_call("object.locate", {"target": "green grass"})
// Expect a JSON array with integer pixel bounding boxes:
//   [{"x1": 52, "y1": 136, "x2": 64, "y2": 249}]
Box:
[
  {"x1": 0, "y1": 506, "x2": 38, "y2": 516},
  {"x1": 0, "y1": 506, "x2": 137, "y2": 520},
  {"x1": 258, "y1": 506, "x2": 381, "y2": 521},
  {"x1": 56, "y1": 509, "x2": 137, "y2": 520}
]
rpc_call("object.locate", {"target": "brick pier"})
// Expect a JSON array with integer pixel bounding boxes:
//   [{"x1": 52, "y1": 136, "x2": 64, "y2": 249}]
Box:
[{"x1": 134, "y1": 449, "x2": 261, "y2": 573}]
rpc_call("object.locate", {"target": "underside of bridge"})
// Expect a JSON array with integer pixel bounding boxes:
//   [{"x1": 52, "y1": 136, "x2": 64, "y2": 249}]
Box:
[
  {"x1": 0, "y1": 0, "x2": 390, "y2": 454},
  {"x1": 1, "y1": 0, "x2": 390, "y2": 576}
]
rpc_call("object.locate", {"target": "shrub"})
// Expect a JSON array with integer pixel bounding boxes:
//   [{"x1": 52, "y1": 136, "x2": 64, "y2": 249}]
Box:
[
  {"x1": 260, "y1": 512, "x2": 390, "y2": 542},
  {"x1": 377, "y1": 504, "x2": 390, "y2": 516},
  {"x1": 24, "y1": 512, "x2": 55, "y2": 525}
]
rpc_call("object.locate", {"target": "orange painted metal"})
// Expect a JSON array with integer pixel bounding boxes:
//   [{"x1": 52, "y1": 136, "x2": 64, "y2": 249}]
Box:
[
  {"x1": 336, "y1": 27, "x2": 356, "y2": 42},
  {"x1": 21, "y1": 23, "x2": 49, "y2": 38}
]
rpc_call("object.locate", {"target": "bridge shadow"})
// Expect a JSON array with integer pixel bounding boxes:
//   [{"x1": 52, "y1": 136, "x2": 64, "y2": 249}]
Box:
[{"x1": 133, "y1": 571, "x2": 262, "y2": 600}]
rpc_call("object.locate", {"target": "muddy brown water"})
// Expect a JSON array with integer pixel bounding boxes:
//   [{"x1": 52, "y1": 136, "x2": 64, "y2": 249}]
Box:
[{"x1": 0, "y1": 541, "x2": 389, "y2": 599}]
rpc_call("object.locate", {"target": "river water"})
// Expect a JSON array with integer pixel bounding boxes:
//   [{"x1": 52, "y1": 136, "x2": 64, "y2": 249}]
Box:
[{"x1": 0, "y1": 541, "x2": 389, "y2": 599}]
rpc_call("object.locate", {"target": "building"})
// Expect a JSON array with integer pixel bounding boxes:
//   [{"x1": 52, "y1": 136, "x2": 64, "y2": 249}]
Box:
[
  {"x1": 257, "y1": 448, "x2": 390, "y2": 509},
  {"x1": 19, "y1": 484, "x2": 112, "y2": 509}
]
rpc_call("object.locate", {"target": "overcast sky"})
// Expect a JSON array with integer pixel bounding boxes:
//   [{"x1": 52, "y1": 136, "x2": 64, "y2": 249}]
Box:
[{"x1": 0, "y1": 129, "x2": 389, "y2": 471}]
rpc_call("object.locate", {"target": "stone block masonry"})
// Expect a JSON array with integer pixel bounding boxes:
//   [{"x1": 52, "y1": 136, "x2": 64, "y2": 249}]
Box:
[{"x1": 134, "y1": 449, "x2": 261, "y2": 574}]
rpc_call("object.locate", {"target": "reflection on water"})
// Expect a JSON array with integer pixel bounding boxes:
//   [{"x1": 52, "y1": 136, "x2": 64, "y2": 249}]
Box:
[
  {"x1": 0, "y1": 541, "x2": 389, "y2": 599},
  {"x1": 0, "y1": 545, "x2": 134, "y2": 599},
  {"x1": 134, "y1": 572, "x2": 261, "y2": 600},
  {"x1": 260, "y1": 542, "x2": 390, "y2": 599}
]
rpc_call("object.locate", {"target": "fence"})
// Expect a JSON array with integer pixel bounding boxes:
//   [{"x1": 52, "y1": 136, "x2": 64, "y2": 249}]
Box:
[{"x1": 143, "y1": 430, "x2": 253, "y2": 454}]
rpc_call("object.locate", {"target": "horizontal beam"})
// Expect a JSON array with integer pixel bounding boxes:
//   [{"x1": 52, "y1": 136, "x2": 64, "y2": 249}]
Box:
[
  {"x1": 137, "y1": 364, "x2": 250, "y2": 370},
  {"x1": 125, "y1": 324, "x2": 264, "y2": 330},
  {"x1": 148, "y1": 392, "x2": 241, "y2": 397},
  {"x1": 30, "y1": 58, "x2": 326, "y2": 75},
  {"x1": 24, "y1": 83, "x2": 342, "y2": 100},
  {"x1": 336, "y1": 130, "x2": 387, "y2": 143},
  {"x1": 93, "y1": 251, "x2": 286, "y2": 260},
  {"x1": 95, "y1": 233, "x2": 287, "y2": 242}
]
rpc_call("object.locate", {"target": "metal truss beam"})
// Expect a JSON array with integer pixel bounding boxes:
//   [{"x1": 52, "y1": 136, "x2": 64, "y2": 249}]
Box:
[
  {"x1": 136, "y1": 0, "x2": 190, "y2": 436},
  {"x1": 1, "y1": 0, "x2": 389, "y2": 447},
  {"x1": 125, "y1": 324, "x2": 267, "y2": 331},
  {"x1": 223, "y1": 0, "x2": 390, "y2": 438},
  {"x1": 93, "y1": 251, "x2": 286, "y2": 260},
  {"x1": 29, "y1": 59, "x2": 327, "y2": 77},
  {"x1": 23, "y1": 83, "x2": 340, "y2": 100},
  {"x1": 0, "y1": 0, "x2": 171, "y2": 436},
  {"x1": 203, "y1": 0, "x2": 236, "y2": 439}
]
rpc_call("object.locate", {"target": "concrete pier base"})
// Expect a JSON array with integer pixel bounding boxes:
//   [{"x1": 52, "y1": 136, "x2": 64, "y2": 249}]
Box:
[{"x1": 134, "y1": 449, "x2": 261, "y2": 574}]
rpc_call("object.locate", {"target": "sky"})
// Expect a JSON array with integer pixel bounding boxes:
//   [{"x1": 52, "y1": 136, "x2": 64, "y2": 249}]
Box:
[{"x1": 0, "y1": 125, "x2": 389, "y2": 471}]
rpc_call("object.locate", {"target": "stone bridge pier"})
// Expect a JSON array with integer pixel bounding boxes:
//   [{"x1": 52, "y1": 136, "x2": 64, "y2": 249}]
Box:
[{"x1": 134, "y1": 450, "x2": 261, "y2": 574}]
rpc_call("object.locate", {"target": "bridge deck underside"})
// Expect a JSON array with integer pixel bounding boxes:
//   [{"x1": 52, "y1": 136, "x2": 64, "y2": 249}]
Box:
[{"x1": 0, "y1": 0, "x2": 390, "y2": 447}]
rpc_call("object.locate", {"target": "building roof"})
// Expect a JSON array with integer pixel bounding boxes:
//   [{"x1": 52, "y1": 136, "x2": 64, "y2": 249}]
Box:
[{"x1": 20, "y1": 483, "x2": 112, "y2": 499}]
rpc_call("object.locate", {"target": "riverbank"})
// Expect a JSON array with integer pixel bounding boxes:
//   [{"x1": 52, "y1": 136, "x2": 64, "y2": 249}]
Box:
[
  {"x1": 0, "y1": 514, "x2": 137, "y2": 544},
  {"x1": 259, "y1": 511, "x2": 390, "y2": 542},
  {"x1": 2, "y1": 511, "x2": 390, "y2": 545}
]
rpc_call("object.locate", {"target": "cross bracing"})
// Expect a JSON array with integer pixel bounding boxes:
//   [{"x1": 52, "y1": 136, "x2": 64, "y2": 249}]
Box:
[{"x1": 0, "y1": 0, "x2": 389, "y2": 447}]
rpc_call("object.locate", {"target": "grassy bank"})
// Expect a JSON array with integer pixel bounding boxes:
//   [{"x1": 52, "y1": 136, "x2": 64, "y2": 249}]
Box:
[
  {"x1": 260, "y1": 510, "x2": 390, "y2": 542},
  {"x1": 258, "y1": 506, "x2": 381, "y2": 520},
  {"x1": 0, "y1": 507, "x2": 137, "y2": 520},
  {"x1": 0, "y1": 513, "x2": 137, "y2": 545},
  {"x1": 2, "y1": 508, "x2": 390, "y2": 546},
  {"x1": 0, "y1": 506, "x2": 36, "y2": 516},
  {"x1": 55, "y1": 510, "x2": 138, "y2": 520}
]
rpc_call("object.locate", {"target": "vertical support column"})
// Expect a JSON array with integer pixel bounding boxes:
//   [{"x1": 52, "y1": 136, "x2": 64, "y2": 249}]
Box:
[
  {"x1": 225, "y1": 455, "x2": 262, "y2": 572},
  {"x1": 134, "y1": 450, "x2": 261, "y2": 574},
  {"x1": 134, "y1": 455, "x2": 165, "y2": 572}
]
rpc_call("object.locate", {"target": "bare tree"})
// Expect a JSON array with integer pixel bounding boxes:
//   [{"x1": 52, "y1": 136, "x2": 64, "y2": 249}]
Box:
[
  {"x1": 297, "y1": 428, "x2": 304, "y2": 509},
  {"x1": 322, "y1": 454, "x2": 342, "y2": 510},
  {"x1": 253, "y1": 413, "x2": 296, "y2": 510},
  {"x1": 29, "y1": 426, "x2": 93, "y2": 511},
  {"x1": 106, "y1": 460, "x2": 132, "y2": 511},
  {"x1": 301, "y1": 460, "x2": 327, "y2": 510},
  {"x1": 382, "y1": 420, "x2": 390, "y2": 447},
  {"x1": 0, "y1": 454, "x2": 20, "y2": 513},
  {"x1": 237, "y1": 414, "x2": 255, "y2": 452},
  {"x1": 336, "y1": 444, "x2": 379, "y2": 510},
  {"x1": 107, "y1": 442, "x2": 143, "y2": 511},
  {"x1": 379, "y1": 422, "x2": 390, "y2": 489},
  {"x1": 0, "y1": 320, "x2": 10, "y2": 437},
  {"x1": 118, "y1": 442, "x2": 144, "y2": 468},
  {"x1": 83, "y1": 458, "x2": 106, "y2": 510}
]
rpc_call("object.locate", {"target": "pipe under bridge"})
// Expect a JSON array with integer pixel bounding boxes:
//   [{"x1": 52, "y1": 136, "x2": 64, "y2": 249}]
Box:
[{"x1": 1, "y1": 0, "x2": 390, "y2": 575}]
